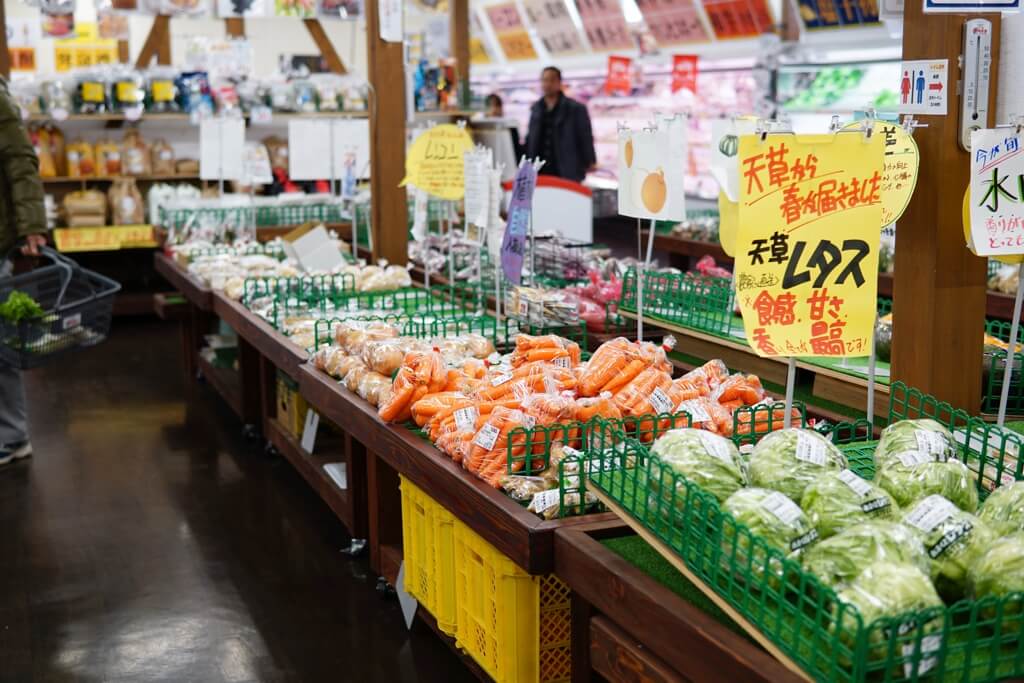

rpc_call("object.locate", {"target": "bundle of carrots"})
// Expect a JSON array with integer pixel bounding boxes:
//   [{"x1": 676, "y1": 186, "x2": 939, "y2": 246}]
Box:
[
  {"x1": 510, "y1": 334, "x2": 581, "y2": 369},
  {"x1": 578, "y1": 338, "x2": 671, "y2": 397},
  {"x1": 376, "y1": 350, "x2": 447, "y2": 423}
]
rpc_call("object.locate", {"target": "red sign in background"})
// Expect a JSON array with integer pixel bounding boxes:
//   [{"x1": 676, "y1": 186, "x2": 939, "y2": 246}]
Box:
[
  {"x1": 605, "y1": 55, "x2": 633, "y2": 94},
  {"x1": 671, "y1": 54, "x2": 699, "y2": 93},
  {"x1": 701, "y1": 0, "x2": 774, "y2": 39}
]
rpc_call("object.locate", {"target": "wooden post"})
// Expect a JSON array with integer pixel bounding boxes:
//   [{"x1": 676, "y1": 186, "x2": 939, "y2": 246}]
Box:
[
  {"x1": 892, "y1": 9, "x2": 1001, "y2": 411},
  {"x1": 225, "y1": 18, "x2": 246, "y2": 38},
  {"x1": 0, "y1": 0, "x2": 10, "y2": 79},
  {"x1": 135, "y1": 15, "x2": 172, "y2": 68},
  {"x1": 118, "y1": 40, "x2": 131, "y2": 64},
  {"x1": 365, "y1": 0, "x2": 409, "y2": 265},
  {"x1": 450, "y1": 0, "x2": 470, "y2": 107},
  {"x1": 303, "y1": 19, "x2": 347, "y2": 74}
]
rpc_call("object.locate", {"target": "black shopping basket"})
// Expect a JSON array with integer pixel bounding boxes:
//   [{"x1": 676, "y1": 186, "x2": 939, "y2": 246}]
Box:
[{"x1": 0, "y1": 247, "x2": 121, "y2": 369}]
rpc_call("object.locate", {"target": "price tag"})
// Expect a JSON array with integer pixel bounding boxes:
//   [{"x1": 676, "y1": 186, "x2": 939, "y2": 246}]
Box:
[
  {"x1": 904, "y1": 635, "x2": 942, "y2": 678},
  {"x1": 904, "y1": 495, "x2": 956, "y2": 533},
  {"x1": 837, "y1": 468, "x2": 872, "y2": 496},
  {"x1": 794, "y1": 432, "x2": 828, "y2": 466},
  {"x1": 529, "y1": 488, "x2": 561, "y2": 514},
  {"x1": 553, "y1": 355, "x2": 572, "y2": 369},
  {"x1": 897, "y1": 450, "x2": 933, "y2": 467},
  {"x1": 648, "y1": 386, "x2": 674, "y2": 414},
  {"x1": 914, "y1": 430, "x2": 950, "y2": 459},
  {"x1": 678, "y1": 399, "x2": 710, "y2": 423},
  {"x1": 490, "y1": 372, "x2": 513, "y2": 387},
  {"x1": 454, "y1": 406, "x2": 479, "y2": 432},
  {"x1": 761, "y1": 491, "x2": 804, "y2": 526},
  {"x1": 473, "y1": 422, "x2": 501, "y2": 450},
  {"x1": 698, "y1": 432, "x2": 733, "y2": 464},
  {"x1": 250, "y1": 105, "x2": 273, "y2": 125}
]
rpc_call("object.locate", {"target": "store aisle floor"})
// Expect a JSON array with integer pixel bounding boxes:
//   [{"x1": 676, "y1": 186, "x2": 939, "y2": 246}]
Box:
[{"x1": 0, "y1": 319, "x2": 475, "y2": 683}]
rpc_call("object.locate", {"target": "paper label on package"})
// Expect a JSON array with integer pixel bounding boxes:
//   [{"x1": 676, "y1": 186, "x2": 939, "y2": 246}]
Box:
[
  {"x1": 473, "y1": 422, "x2": 501, "y2": 450},
  {"x1": 521, "y1": 414, "x2": 536, "y2": 430},
  {"x1": 795, "y1": 432, "x2": 828, "y2": 466},
  {"x1": 648, "y1": 387, "x2": 674, "y2": 415},
  {"x1": 905, "y1": 495, "x2": 957, "y2": 533},
  {"x1": 490, "y1": 372, "x2": 513, "y2": 387},
  {"x1": 678, "y1": 399, "x2": 710, "y2": 423},
  {"x1": 553, "y1": 355, "x2": 572, "y2": 369},
  {"x1": 838, "y1": 469, "x2": 873, "y2": 497},
  {"x1": 762, "y1": 491, "x2": 804, "y2": 527},
  {"x1": 698, "y1": 432, "x2": 733, "y2": 464},
  {"x1": 903, "y1": 635, "x2": 942, "y2": 678},
  {"x1": 897, "y1": 450, "x2": 934, "y2": 467},
  {"x1": 562, "y1": 446, "x2": 583, "y2": 459},
  {"x1": 454, "y1": 406, "x2": 479, "y2": 432},
  {"x1": 530, "y1": 488, "x2": 560, "y2": 514},
  {"x1": 914, "y1": 430, "x2": 949, "y2": 460}
]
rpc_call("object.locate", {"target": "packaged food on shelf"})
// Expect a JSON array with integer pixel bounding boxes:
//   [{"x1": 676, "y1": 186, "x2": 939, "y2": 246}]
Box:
[
  {"x1": 150, "y1": 139, "x2": 176, "y2": 175},
  {"x1": 95, "y1": 138, "x2": 122, "y2": 176},
  {"x1": 65, "y1": 139, "x2": 97, "y2": 178},
  {"x1": 74, "y1": 70, "x2": 110, "y2": 114},
  {"x1": 146, "y1": 67, "x2": 180, "y2": 112},
  {"x1": 109, "y1": 178, "x2": 144, "y2": 225},
  {"x1": 122, "y1": 129, "x2": 151, "y2": 176},
  {"x1": 111, "y1": 68, "x2": 145, "y2": 112},
  {"x1": 62, "y1": 190, "x2": 108, "y2": 227}
]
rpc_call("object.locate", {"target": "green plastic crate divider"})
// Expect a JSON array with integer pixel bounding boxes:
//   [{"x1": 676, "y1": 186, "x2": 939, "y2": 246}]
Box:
[
  {"x1": 981, "y1": 319, "x2": 1024, "y2": 415},
  {"x1": 619, "y1": 269, "x2": 736, "y2": 338},
  {"x1": 730, "y1": 401, "x2": 808, "y2": 448},
  {"x1": 160, "y1": 202, "x2": 346, "y2": 230},
  {"x1": 586, "y1": 424, "x2": 1024, "y2": 682}
]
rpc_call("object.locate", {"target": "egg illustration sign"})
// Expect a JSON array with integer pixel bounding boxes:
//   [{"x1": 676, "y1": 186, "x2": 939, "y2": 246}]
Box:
[{"x1": 617, "y1": 121, "x2": 687, "y2": 221}]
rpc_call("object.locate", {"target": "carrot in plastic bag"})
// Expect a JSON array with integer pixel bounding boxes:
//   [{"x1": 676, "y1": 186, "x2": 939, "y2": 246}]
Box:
[
  {"x1": 574, "y1": 393, "x2": 622, "y2": 423},
  {"x1": 511, "y1": 334, "x2": 581, "y2": 368},
  {"x1": 579, "y1": 337, "x2": 635, "y2": 396},
  {"x1": 735, "y1": 405, "x2": 802, "y2": 436},
  {"x1": 614, "y1": 368, "x2": 673, "y2": 417},
  {"x1": 683, "y1": 359, "x2": 729, "y2": 391},
  {"x1": 715, "y1": 373, "x2": 766, "y2": 406},
  {"x1": 411, "y1": 392, "x2": 469, "y2": 427},
  {"x1": 377, "y1": 350, "x2": 446, "y2": 423}
]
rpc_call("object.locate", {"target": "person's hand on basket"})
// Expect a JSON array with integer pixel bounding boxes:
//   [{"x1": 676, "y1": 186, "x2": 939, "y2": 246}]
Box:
[{"x1": 20, "y1": 234, "x2": 46, "y2": 257}]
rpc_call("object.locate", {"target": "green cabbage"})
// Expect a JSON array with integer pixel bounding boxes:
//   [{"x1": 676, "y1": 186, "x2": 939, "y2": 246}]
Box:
[
  {"x1": 747, "y1": 428, "x2": 846, "y2": 502},
  {"x1": 902, "y1": 495, "x2": 995, "y2": 602},
  {"x1": 977, "y1": 481, "x2": 1024, "y2": 535},
  {"x1": 801, "y1": 470, "x2": 900, "y2": 538},
  {"x1": 650, "y1": 428, "x2": 746, "y2": 504},
  {"x1": 967, "y1": 533, "x2": 1024, "y2": 602},
  {"x1": 722, "y1": 487, "x2": 818, "y2": 566},
  {"x1": 835, "y1": 562, "x2": 944, "y2": 675},
  {"x1": 875, "y1": 419, "x2": 957, "y2": 470},
  {"x1": 875, "y1": 459, "x2": 979, "y2": 513},
  {"x1": 803, "y1": 521, "x2": 929, "y2": 590}
]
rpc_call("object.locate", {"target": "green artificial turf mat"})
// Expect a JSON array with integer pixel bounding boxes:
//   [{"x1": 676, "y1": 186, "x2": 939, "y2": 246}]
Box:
[
  {"x1": 601, "y1": 534, "x2": 752, "y2": 643},
  {"x1": 1004, "y1": 421, "x2": 1024, "y2": 437}
]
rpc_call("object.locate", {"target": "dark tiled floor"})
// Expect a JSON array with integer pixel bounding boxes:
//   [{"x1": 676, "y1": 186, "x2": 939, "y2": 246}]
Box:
[{"x1": 0, "y1": 319, "x2": 474, "y2": 683}]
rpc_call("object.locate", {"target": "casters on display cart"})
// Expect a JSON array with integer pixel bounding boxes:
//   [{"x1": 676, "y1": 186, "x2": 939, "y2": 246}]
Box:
[
  {"x1": 340, "y1": 538, "x2": 367, "y2": 556},
  {"x1": 241, "y1": 424, "x2": 260, "y2": 440},
  {"x1": 375, "y1": 577, "x2": 394, "y2": 596},
  {"x1": 264, "y1": 441, "x2": 279, "y2": 458}
]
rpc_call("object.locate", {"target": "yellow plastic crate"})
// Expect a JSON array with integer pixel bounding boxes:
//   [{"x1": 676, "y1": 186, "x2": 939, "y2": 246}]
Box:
[
  {"x1": 399, "y1": 476, "x2": 457, "y2": 635},
  {"x1": 276, "y1": 372, "x2": 308, "y2": 437},
  {"x1": 454, "y1": 524, "x2": 572, "y2": 683}
]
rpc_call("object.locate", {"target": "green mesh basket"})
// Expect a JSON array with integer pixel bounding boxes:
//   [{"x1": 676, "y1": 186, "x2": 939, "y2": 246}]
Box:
[
  {"x1": 981, "y1": 319, "x2": 1024, "y2": 416},
  {"x1": 619, "y1": 268, "x2": 737, "y2": 338},
  {"x1": 586, "y1": 383, "x2": 1024, "y2": 682},
  {"x1": 160, "y1": 202, "x2": 347, "y2": 231}
]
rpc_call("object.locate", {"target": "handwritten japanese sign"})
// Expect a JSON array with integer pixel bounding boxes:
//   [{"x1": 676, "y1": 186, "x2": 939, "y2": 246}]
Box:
[
  {"x1": 522, "y1": 0, "x2": 586, "y2": 55},
  {"x1": 736, "y1": 134, "x2": 884, "y2": 358},
  {"x1": 574, "y1": 0, "x2": 634, "y2": 51},
  {"x1": 844, "y1": 120, "x2": 920, "y2": 226},
  {"x1": 402, "y1": 125, "x2": 475, "y2": 200},
  {"x1": 501, "y1": 162, "x2": 539, "y2": 285},
  {"x1": 968, "y1": 128, "x2": 1024, "y2": 257},
  {"x1": 635, "y1": 0, "x2": 709, "y2": 45},
  {"x1": 701, "y1": 0, "x2": 774, "y2": 39},
  {"x1": 486, "y1": 3, "x2": 539, "y2": 60}
]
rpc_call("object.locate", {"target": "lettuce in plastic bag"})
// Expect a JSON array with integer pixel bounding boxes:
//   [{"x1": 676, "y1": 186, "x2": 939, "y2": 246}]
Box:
[
  {"x1": 967, "y1": 533, "x2": 1024, "y2": 604},
  {"x1": 722, "y1": 487, "x2": 818, "y2": 568},
  {"x1": 835, "y1": 562, "x2": 944, "y2": 676},
  {"x1": 902, "y1": 495, "x2": 995, "y2": 602},
  {"x1": 650, "y1": 428, "x2": 746, "y2": 504},
  {"x1": 977, "y1": 481, "x2": 1024, "y2": 535},
  {"x1": 747, "y1": 428, "x2": 846, "y2": 502},
  {"x1": 876, "y1": 459, "x2": 979, "y2": 513},
  {"x1": 804, "y1": 521, "x2": 929, "y2": 590},
  {"x1": 801, "y1": 470, "x2": 900, "y2": 539},
  {"x1": 875, "y1": 419, "x2": 957, "y2": 470}
]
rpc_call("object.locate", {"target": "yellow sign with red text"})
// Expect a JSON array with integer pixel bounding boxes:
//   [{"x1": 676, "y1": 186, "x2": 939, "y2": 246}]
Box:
[
  {"x1": 736, "y1": 133, "x2": 884, "y2": 358},
  {"x1": 54, "y1": 225, "x2": 157, "y2": 252}
]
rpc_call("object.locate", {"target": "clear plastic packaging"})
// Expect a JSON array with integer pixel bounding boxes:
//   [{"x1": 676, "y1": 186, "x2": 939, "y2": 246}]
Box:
[
  {"x1": 111, "y1": 67, "x2": 145, "y2": 111},
  {"x1": 357, "y1": 371, "x2": 392, "y2": 406},
  {"x1": 801, "y1": 470, "x2": 899, "y2": 538},
  {"x1": 977, "y1": 481, "x2": 1024, "y2": 535},
  {"x1": 650, "y1": 428, "x2": 746, "y2": 504},
  {"x1": 146, "y1": 67, "x2": 180, "y2": 112},
  {"x1": 967, "y1": 533, "x2": 1024, "y2": 602},
  {"x1": 875, "y1": 459, "x2": 979, "y2": 513},
  {"x1": 74, "y1": 70, "x2": 110, "y2": 114},
  {"x1": 723, "y1": 487, "x2": 819, "y2": 565},
  {"x1": 804, "y1": 522, "x2": 930, "y2": 590},
  {"x1": 362, "y1": 337, "x2": 413, "y2": 377},
  {"x1": 95, "y1": 138, "x2": 122, "y2": 176},
  {"x1": 875, "y1": 418, "x2": 957, "y2": 470},
  {"x1": 122, "y1": 129, "x2": 150, "y2": 176},
  {"x1": 746, "y1": 428, "x2": 847, "y2": 503},
  {"x1": 150, "y1": 139, "x2": 175, "y2": 175}
]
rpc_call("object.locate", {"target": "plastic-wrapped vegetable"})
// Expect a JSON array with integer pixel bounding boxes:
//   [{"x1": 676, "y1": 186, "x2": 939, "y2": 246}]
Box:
[
  {"x1": 465, "y1": 406, "x2": 530, "y2": 487},
  {"x1": 722, "y1": 488, "x2": 818, "y2": 576},
  {"x1": 650, "y1": 428, "x2": 746, "y2": 503},
  {"x1": 977, "y1": 481, "x2": 1024, "y2": 535},
  {"x1": 801, "y1": 470, "x2": 899, "y2": 538},
  {"x1": 377, "y1": 351, "x2": 447, "y2": 423},
  {"x1": 875, "y1": 418, "x2": 957, "y2": 470},
  {"x1": 803, "y1": 522, "x2": 929, "y2": 590},
  {"x1": 967, "y1": 533, "x2": 1024, "y2": 619},
  {"x1": 875, "y1": 459, "x2": 979, "y2": 512},
  {"x1": 747, "y1": 428, "x2": 847, "y2": 502},
  {"x1": 902, "y1": 495, "x2": 996, "y2": 602},
  {"x1": 835, "y1": 562, "x2": 944, "y2": 673}
]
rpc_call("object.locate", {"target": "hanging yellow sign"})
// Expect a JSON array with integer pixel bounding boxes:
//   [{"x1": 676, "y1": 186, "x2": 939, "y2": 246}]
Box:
[
  {"x1": 54, "y1": 225, "x2": 157, "y2": 252},
  {"x1": 844, "y1": 120, "x2": 920, "y2": 227},
  {"x1": 735, "y1": 132, "x2": 885, "y2": 358},
  {"x1": 401, "y1": 124, "x2": 475, "y2": 200}
]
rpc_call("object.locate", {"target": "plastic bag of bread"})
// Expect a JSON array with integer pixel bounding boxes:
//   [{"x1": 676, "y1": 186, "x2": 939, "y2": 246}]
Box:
[
  {"x1": 109, "y1": 178, "x2": 144, "y2": 224},
  {"x1": 66, "y1": 139, "x2": 96, "y2": 177},
  {"x1": 95, "y1": 138, "x2": 121, "y2": 176},
  {"x1": 47, "y1": 124, "x2": 66, "y2": 176},
  {"x1": 330, "y1": 354, "x2": 364, "y2": 381},
  {"x1": 359, "y1": 265, "x2": 412, "y2": 292},
  {"x1": 263, "y1": 136, "x2": 289, "y2": 173},
  {"x1": 363, "y1": 337, "x2": 412, "y2": 377},
  {"x1": 150, "y1": 139, "x2": 175, "y2": 175},
  {"x1": 122, "y1": 129, "x2": 150, "y2": 176}
]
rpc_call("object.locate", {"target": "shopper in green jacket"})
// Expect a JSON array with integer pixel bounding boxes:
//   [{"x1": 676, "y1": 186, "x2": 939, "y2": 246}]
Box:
[{"x1": 0, "y1": 78, "x2": 48, "y2": 466}]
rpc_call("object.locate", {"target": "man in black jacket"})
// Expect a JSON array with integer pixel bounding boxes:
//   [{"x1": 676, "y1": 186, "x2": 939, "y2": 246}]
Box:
[{"x1": 524, "y1": 67, "x2": 596, "y2": 183}]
